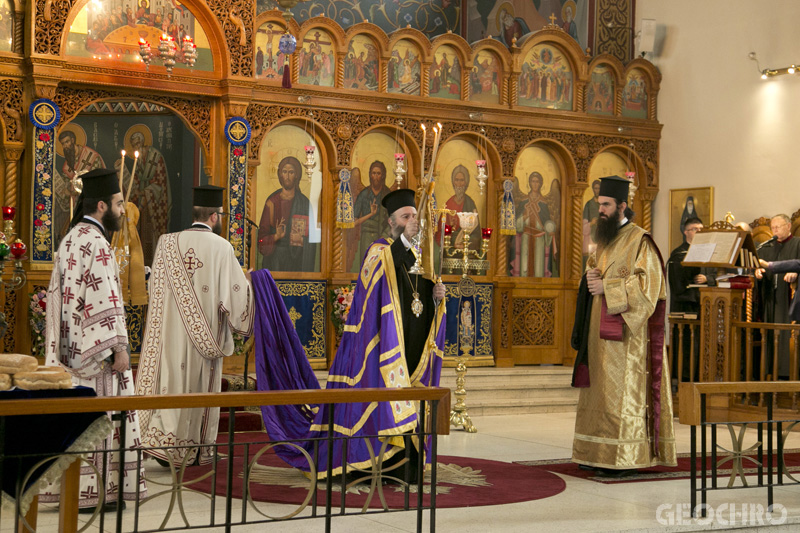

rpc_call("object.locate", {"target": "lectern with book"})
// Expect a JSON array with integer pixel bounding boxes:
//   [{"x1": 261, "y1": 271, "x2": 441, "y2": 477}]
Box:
[{"x1": 679, "y1": 222, "x2": 759, "y2": 382}]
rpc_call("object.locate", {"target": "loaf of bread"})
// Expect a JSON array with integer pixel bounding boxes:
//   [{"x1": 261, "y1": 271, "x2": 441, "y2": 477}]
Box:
[
  {"x1": 13, "y1": 369, "x2": 73, "y2": 390},
  {"x1": 0, "y1": 373, "x2": 10, "y2": 391},
  {"x1": 0, "y1": 353, "x2": 38, "y2": 374}
]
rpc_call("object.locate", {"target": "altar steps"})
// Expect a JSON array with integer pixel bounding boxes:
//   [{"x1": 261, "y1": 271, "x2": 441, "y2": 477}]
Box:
[{"x1": 315, "y1": 366, "x2": 579, "y2": 417}]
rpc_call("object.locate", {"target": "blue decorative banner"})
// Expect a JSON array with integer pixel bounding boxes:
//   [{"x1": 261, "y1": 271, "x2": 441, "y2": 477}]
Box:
[
  {"x1": 125, "y1": 303, "x2": 147, "y2": 354},
  {"x1": 225, "y1": 116, "x2": 251, "y2": 146},
  {"x1": 227, "y1": 141, "x2": 247, "y2": 265},
  {"x1": 444, "y1": 282, "x2": 493, "y2": 358},
  {"x1": 31, "y1": 125, "x2": 56, "y2": 262},
  {"x1": 29, "y1": 99, "x2": 60, "y2": 130},
  {"x1": 276, "y1": 280, "x2": 327, "y2": 360}
]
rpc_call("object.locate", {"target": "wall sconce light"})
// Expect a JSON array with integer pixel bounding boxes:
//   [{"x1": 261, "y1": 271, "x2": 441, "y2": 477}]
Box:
[{"x1": 750, "y1": 52, "x2": 799, "y2": 80}]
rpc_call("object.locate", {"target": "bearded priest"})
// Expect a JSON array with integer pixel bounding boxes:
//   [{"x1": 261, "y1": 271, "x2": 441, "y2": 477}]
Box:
[
  {"x1": 135, "y1": 185, "x2": 254, "y2": 467},
  {"x1": 42, "y1": 168, "x2": 148, "y2": 513},
  {"x1": 571, "y1": 175, "x2": 677, "y2": 477}
]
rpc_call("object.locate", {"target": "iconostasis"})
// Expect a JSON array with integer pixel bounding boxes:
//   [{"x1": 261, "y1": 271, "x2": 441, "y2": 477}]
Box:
[{"x1": 2, "y1": 2, "x2": 658, "y2": 369}]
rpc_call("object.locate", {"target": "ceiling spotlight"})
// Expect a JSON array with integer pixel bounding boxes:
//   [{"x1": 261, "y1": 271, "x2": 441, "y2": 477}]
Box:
[
  {"x1": 761, "y1": 71, "x2": 768, "y2": 80},
  {"x1": 789, "y1": 65, "x2": 796, "y2": 74}
]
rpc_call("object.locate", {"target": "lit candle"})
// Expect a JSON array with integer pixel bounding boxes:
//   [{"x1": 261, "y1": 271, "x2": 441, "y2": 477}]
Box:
[
  {"x1": 444, "y1": 224, "x2": 452, "y2": 236},
  {"x1": 2, "y1": 206, "x2": 14, "y2": 221},
  {"x1": 118, "y1": 149, "x2": 126, "y2": 189},
  {"x1": 482, "y1": 227, "x2": 493, "y2": 240},
  {"x1": 125, "y1": 151, "x2": 139, "y2": 205},
  {"x1": 428, "y1": 124, "x2": 442, "y2": 181},
  {"x1": 420, "y1": 123, "x2": 426, "y2": 182}
]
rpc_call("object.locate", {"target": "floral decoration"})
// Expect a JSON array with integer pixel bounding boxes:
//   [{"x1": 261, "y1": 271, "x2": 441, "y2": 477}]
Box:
[
  {"x1": 329, "y1": 284, "x2": 355, "y2": 338},
  {"x1": 29, "y1": 290, "x2": 47, "y2": 357}
]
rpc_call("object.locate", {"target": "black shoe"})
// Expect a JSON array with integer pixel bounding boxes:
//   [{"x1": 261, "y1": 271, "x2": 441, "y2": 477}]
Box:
[
  {"x1": 78, "y1": 501, "x2": 126, "y2": 514},
  {"x1": 578, "y1": 464, "x2": 597, "y2": 472},
  {"x1": 596, "y1": 468, "x2": 638, "y2": 478}
]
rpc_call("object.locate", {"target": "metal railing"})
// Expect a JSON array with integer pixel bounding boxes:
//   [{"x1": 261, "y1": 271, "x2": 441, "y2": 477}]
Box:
[
  {"x1": 0, "y1": 387, "x2": 450, "y2": 533},
  {"x1": 679, "y1": 382, "x2": 800, "y2": 518}
]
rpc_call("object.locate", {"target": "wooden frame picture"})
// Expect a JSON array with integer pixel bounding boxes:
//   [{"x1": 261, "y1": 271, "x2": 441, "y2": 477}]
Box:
[{"x1": 669, "y1": 187, "x2": 714, "y2": 253}]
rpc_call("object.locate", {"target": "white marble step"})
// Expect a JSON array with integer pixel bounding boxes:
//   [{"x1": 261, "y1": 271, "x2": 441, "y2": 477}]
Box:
[{"x1": 316, "y1": 365, "x2": 579, "y2": 416}]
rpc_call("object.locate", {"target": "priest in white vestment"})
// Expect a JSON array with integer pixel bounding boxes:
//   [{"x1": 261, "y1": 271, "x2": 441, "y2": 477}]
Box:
[
  {"x1": 42, "y1": 168, "x2": 148, "y2": 513},
  {"x1": 135, "y1": 185, "x2": 254, "y2": 466}
]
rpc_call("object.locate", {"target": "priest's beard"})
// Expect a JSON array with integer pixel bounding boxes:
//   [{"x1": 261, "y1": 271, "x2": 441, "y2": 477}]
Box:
[
  {"x1": 102, "y1": 209, "x2": 123, "y2": 234},
  {"x1": 212, "y1": 218, "x2": 222, "y2": 235},
  {"x1": 595, "y1": 208, "x2": 621, "y2": 247}
]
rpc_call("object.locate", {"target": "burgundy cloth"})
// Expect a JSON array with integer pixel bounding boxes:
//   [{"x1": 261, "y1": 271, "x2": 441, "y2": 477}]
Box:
[
  {"x1": 599, "y1": 298, "x2": 625, "y2": 341},
  {"x1": 644, "y1": 234, "x2": 667, "y2": 456},
  {"x1": 572, "y1": 364, "x2": 590, "y2": 388}
]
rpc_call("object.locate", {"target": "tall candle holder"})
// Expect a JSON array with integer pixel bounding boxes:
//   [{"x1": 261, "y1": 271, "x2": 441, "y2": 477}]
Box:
[
  {"x1": 441, "y1": 212, "x2": 491, "y2": 276},
  {"x1": 441, "y1": 212, "x2": 493, "y2": 433},
  {"x1": 0, "y1": 206, "x2": 27, "y2": 340}
]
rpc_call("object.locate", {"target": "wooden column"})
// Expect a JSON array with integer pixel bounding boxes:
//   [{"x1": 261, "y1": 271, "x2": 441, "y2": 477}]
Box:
[{"x1": 699, "y1": 286, "x2": 743, "y2": 383}]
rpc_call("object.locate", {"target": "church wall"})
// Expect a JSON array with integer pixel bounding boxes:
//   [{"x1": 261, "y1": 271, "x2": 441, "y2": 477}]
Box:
[{"x1": 636, "y1": 0, "x2": 800, "y2": 256}]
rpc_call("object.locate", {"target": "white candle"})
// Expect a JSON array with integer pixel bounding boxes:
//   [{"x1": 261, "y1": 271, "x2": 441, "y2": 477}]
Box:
[
  {"x1": 420, "y1": 123, "x2": 426, "y2": 184},
  {"x1": 125, "y1": 150, "x2": 140, "y2": 204},
  {"x1": 118, "y1": 149, "x2": 126, "y2": 189}
]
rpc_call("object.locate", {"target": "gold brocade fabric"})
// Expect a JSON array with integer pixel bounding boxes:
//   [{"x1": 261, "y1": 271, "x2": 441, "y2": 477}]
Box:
[
  {"x1": 572, "y1": 223, "x2": 677, "y2": 469},
  {"x1": 111, "y1": 202, "x2": 148, "y2": 306}
]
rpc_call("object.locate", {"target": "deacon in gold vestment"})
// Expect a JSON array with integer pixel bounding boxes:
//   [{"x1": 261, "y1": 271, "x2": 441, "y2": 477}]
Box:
[{"x1": 572, "y1": 176, "x2": 676, "y2": 475}]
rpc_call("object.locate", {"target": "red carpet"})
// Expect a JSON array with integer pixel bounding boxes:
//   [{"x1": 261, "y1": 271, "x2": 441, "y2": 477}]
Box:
[
  {"x1": 516, "y1": 451, "x2": 800, "y2": 484},
  {"x1": 182, "y1": 432, "x2": 566, "y2": 509}
]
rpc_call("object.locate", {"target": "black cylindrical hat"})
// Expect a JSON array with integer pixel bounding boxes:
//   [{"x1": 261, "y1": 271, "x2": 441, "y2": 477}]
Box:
[
  {"x1": 193, "y1": 185, "x2": 225, "y2": 208},
  {"x1": 381, "y1": 189, "x2": 416, "y2": 216},
  {"x1": 598, "y1": 175, "x2": 630, "y2": 204},
  {"x1": 81, "y1": 168, "x2": 121, "y2": 198}
]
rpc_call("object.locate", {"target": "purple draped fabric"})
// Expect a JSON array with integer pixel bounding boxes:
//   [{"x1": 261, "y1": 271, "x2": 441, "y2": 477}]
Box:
[{"x1": 251, "y1": 242, "x2": 446, "y2": 476}]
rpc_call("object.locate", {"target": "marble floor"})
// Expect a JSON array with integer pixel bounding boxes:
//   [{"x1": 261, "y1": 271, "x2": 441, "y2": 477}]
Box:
[{"x1": 5, "y1": 412, "x2": 800, "y2": 532}]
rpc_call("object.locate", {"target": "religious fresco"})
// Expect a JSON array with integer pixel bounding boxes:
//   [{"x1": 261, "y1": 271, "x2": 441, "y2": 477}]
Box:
[
  {"x1": 587, "y1": 64, "x2": 614, "y2": 115},
  {"x1": 256, "y1": 124, "x2": 322, "y2": 273},
  {"x1": 432, "y1": 139, "x2": 487, "y2": 274},
  {"x1": 346, "y1": 132, "x2": 398, "y2": 273},
  {"x1": 0, "y1": 2, "x2": 13, "y2": 51},
  {"x1": 343, "y1": 34, "x2": 380, "y2": 91},
  {"x1": 466, "y1": 0, "x2": 590, "y2": 50},
  {"x1": 53, "y1": 105, "x2": 209, "y2": 263},
  {"x1": 65, "y1": 0, "x2": 213, "y2": 71},
  {"x1": 508, "y1": 145, "x2": 561, "y2": 278},
  {"x1": 256, "y1": 0, "x2": 459, "y2": 38},
  {"x1": 622, "y1": 68, "x2": 648, "y2": 119},
  {"x1": 518, "y1": 44, "x2": 573, "y2": 110},
  {"x1": 387, "y1": 39, "x2": 422, "y2": 96},
  {"x1": 469, "y1": 50, "x2": 502, "y2": 104},
  {"x1": 428, "y1": 45, "x2": 462, "y2": 99},
  {"x1": 297, "y1": 29, "x2": 335, "y2": 87},
  {"x1": 255, "y1": 21, "x2": 289, "y2": 80}
]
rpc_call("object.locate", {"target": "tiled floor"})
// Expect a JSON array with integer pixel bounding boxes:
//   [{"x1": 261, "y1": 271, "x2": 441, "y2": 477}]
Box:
[{"x1": 5, "y1": 412, "x2": 800, "y2": 532}]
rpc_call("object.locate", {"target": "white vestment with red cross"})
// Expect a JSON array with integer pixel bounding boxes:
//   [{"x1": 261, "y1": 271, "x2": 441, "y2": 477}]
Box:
[
  {"x1": 42, "y1": 221, "x2": 147, "y2": 508},
  {"x1": 135, "y1": 227, "x2": 254, "y2": 466}
]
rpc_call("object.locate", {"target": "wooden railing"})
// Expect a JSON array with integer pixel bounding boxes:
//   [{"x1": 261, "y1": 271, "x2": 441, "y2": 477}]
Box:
[{"x1": 0, "y1": 387, "x2": 451, "y2": 533}]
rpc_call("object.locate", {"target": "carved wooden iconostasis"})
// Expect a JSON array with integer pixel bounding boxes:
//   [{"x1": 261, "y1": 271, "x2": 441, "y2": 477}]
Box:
[{"x1": 1, "y1": 0, "x2": 661, "y2": 372}]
